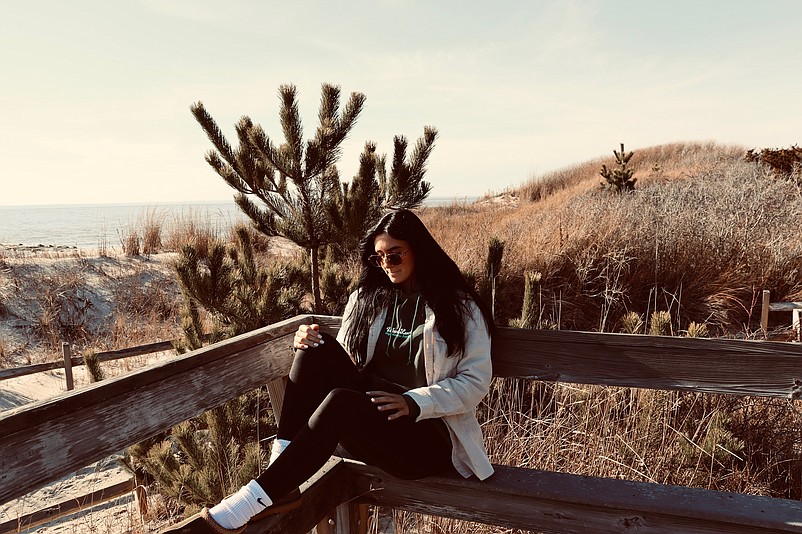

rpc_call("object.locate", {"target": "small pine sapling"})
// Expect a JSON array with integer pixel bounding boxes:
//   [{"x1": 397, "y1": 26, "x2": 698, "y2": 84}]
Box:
[{"x1": 600, "y1": 143, "x2": 637, "y2": 193}]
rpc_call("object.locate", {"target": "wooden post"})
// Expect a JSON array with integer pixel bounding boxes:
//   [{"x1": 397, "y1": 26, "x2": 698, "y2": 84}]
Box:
[
  {"x1": 266, "y1": 376, "x2": 288, "y2": 425},
  {"x1": 761, "y1": 290, "x2": 770, "y2": 339},
  {"x1": 133, "y1": 473, "x2": 149, "y2": 519},
  {"x1": 793, "y1": 309, "x2": 801, "y2": 342},
  {"x1": 61, "y1": 342, "x2": 74, "y2": 391},
  {"x1": 313, "y1": 503, "x2": 368, "y2": 534}
]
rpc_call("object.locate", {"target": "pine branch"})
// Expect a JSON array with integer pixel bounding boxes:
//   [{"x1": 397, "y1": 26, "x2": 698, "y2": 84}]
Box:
[
  {"x1": 190, "y1": 101, "x2": 238, "y2": 170},
  {"x1": 278, "y1": 84, "x2": 304, "y2": 179},
  {"x1": 205, "y1": 151, "x2": 251, "y2": 194},
  {"x1": 334, "y1": 91, "x2": 367, "y2": 145},
  {"x1": 247, "y1": 123, "x2": 294, "y2": 182},
  {"x1": 234, "y1": 193, "x2": 278, "y2": 237},
  {"x1": 407, "y1": 126, "x2": 438, "y2": 183}
]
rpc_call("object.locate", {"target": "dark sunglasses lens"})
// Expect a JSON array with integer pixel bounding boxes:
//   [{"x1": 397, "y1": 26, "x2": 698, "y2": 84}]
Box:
[{"x1": 369, "y1": 253, "x2": 403, "y2": 267}]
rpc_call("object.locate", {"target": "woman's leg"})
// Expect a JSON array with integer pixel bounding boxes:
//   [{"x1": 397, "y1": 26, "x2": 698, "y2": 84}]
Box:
[
  {"x1": 257, "y1": 387, "x2": 454, "y2": 501},
  {"x1": 203, "y1": 334, "x2": 361, "y2": 530},
  {"x1": 277, "y1": 332, "x2": 363, "y2": 440},
  {"x1": 203, "y1": 333, "x2": 452, "y2": 530}
]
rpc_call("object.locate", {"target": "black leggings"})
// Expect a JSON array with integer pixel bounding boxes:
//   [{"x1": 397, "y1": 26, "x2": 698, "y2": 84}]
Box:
[{"x1": 255, "y1": 333, "x2": 455, "y2": 501}]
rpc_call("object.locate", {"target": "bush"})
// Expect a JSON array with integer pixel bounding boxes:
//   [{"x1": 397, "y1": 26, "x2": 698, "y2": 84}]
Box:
[
  {"x1": 745, "y1": 145, "x2": 802, "y2": 179},
  {"x1": 124, "y1": 390, "x2": 274, "y2": 512}
]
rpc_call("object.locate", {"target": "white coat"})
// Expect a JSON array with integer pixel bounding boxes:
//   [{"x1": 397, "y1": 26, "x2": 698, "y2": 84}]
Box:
[{"x1": 336, "y1": 291, "x2": 494, "y2": 480}]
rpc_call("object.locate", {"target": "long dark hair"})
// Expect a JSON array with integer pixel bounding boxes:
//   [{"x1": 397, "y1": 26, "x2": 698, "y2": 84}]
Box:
[{"x1": 343, "y1": 209, "x2": 493, "y2": 365}]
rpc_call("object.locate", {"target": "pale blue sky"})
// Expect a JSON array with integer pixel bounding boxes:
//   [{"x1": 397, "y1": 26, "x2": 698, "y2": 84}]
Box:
[{"x1": 1, "y1": 0, "x2": 800, "y2": 206}]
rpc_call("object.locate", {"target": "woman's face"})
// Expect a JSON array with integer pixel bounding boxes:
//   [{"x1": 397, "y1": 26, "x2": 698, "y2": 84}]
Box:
[{"x1": 373, "y1": 232, "x2": 416, "y2": 292}]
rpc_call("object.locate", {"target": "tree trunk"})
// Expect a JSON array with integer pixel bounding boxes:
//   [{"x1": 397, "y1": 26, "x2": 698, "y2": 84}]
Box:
[{"x1": 310, "y1": 246, "x2": 322, "y2": 312}]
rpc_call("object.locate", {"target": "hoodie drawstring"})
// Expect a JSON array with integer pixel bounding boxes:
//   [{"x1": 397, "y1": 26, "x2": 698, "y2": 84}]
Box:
[{"x1": 385, "y1": 290, "x2": 422, "y2": 364}]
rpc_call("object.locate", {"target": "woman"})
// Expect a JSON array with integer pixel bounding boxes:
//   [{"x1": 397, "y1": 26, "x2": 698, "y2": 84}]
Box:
[{"x1": 162, "y1": 209, "x2": 494, "y2": 534}]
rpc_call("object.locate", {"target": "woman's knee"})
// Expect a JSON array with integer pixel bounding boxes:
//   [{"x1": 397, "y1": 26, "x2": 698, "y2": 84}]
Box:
[
  {"x1": 310, "y1": 388, "x2": 370, "y2": 431},
  {"x1": 292, "y1": 333, "x2": 338, "y2": 365},
  {"x1": 320, "y1": 388, "x2": 366, "y2": 413}
]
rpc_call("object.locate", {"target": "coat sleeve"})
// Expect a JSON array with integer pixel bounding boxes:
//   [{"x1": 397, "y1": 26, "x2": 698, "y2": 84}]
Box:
[
  {"x1": 336, "y1": 291, "x2": 359, "y2": 348},
  {"x1": 403, "y1": 300, "x2": 492, "y2": 421}
]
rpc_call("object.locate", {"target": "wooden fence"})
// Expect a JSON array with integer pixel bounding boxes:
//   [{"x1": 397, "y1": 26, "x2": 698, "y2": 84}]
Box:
[
  {"x1": 762, "y1": 289, "x2": 802, "y2": 341},
  {"x1": 2, "y1": 314, "x2": 802, "y2": 533},
  {"x1": 0, "y1": 339, "x2": 175, "y2": 533},
  {"x1": 0, "y1": 340, "x2": 178, "y2": 384}
]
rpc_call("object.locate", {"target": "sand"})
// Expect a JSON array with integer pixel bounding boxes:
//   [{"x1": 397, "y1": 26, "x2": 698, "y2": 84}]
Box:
[
  {"x1": 0, "y1": 239, "x2": 303, "y2": 533},
  {"x1": 0, "y1": 249, "x2": 182, "y2": 533},
  {"x1": 0, "y1": 353, "x2": 180, "y2": 533}
]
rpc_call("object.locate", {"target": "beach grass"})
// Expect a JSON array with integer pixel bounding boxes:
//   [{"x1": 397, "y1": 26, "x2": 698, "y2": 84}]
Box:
[{"x1": 3, "y1": 141, "x2": 802, "y2": 532}]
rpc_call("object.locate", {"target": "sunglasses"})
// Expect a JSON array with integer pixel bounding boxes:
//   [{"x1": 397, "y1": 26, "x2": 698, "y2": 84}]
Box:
[{"x1": 368, "y1": 249, "x2": 410, "y2": 267}]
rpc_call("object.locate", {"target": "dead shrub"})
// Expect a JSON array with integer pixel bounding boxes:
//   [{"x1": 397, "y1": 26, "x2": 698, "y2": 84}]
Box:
[{"x1": 120, "y1": 228, "x2": 141, "y2": 257}]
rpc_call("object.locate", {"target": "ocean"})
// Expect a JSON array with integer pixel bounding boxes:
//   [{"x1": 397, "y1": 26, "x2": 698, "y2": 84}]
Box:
[{"x1": 0, "y1": 197, "x2": 472, "y2": 250}]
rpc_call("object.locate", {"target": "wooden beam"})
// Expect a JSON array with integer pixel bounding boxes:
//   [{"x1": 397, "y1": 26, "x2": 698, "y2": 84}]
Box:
[
  {"x1": 346, "y1": 461, "x2": 802, "y2": 533},
  {"x1": 61, "y1": 342, "x2": 74, "y2": 391},
  {"x1": 0, "y1": 478, "x2": 135, "y2": 534},
  {"x1": 1, "y1": 340, "x2": 179, "y2": 382},
  {"x1": 492, "y1": 327, "x2": 802, "y2": 399},
  {"x1": 769, "y1": 302, "x2": 802, "y2": 311},
  {"x1": 0, "y1": 315, "x2": 308, "y2": 504},
  {"x1": 314, "y1": 316, "x2": 802, "y2": 399},
  {"x1": 762, "y1": 289, "x2": 771, "y2": 336}
]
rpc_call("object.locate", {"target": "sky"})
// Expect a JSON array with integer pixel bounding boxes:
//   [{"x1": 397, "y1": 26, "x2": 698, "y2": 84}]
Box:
[{"x1": 1, "y1": 0, "x2": 801, "y2": 206}]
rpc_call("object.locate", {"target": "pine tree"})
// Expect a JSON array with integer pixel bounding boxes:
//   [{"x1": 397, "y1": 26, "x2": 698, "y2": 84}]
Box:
[
  {"x1": 600, "y1": 143, "x2": 637, "y2": 193},
  {"x1": 136, "y1": 391, "x2": 271, "y2": 510},
  {"x1": 191, "y1": 83, "x2": 437, "y2": 311},
  {"x1": 485, "y1": 238, "x2": 505, "y2": 320},
  {"x1": 172, "y1": 226, "x2": 307, "y2": 350},
  {"x1": 326, "y1": 129, "x2": 437, "y2": 260},
  {"x1": 123, "y1": 229, "x2": 295, "y2": 511}
]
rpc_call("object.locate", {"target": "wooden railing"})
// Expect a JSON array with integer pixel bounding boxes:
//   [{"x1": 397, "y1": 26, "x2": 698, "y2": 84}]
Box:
[
  {"x1": 762, "y1": 289, "x2": 802, "y2": 341},
  {"x1": 2, "y1": 315, "x2": 802, "y2": 533},
  {"x1": 0, "y1": 340, "x2": 176, "y2": 382}
]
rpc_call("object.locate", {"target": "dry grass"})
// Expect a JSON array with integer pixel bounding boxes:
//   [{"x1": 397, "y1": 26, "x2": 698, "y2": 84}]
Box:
[
  {"x1": 389, "y1": 141, "x2": 802, "y2": 531},
  {"x1": 0, "y1": 255, "x2": 183, "y2": 369},
  {"x1": 7, "y1": 141, "x2": 802, "y2": 532},
  {"x1": 422, "y1": 144, "x2": 802, "y2": 336},
  {"x1": 385, "y1": 382, "x2": 802, "y2": 533}
]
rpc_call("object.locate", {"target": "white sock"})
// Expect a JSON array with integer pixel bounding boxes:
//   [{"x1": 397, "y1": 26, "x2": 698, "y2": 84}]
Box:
[
  {"x1": 269, "y1": 438, "x2": 290, "y2": 465},
  {"x1": 209, "y1": 480, "x2": 272, "y2": 530}
]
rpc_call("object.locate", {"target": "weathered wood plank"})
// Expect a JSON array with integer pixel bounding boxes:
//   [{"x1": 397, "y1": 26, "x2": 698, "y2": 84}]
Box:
[
  {"x1": 491, "y1": 328, "x2": 802, "y2": 399},
  {"x1": 244, "y1": 457, "x2": 349, "y2": 534},
  {"x1": 300, "y1": 317, "x2": 802, "y2": 399},
  {"x1": 346, "y1": 461, "x2": 802, "y2": 533},
  {"x1": 0, "y1": 478, "x2": 134, "y2": 534},
  {"x1": 0, "y1": 361, "x2": 67, "y2": 381},
  {"x1": 770, "y1": 302, "x2": 802, "y2": 311},
  {"x1": 0, "y1": 340, "x2": 177, "y2": 381},
  {"x1": 0, "y1": 315, "x2": 309, "y2": 505}
]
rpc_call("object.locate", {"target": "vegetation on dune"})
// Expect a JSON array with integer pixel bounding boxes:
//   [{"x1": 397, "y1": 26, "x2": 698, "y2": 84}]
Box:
[
  {"x1": 599, "y1": 142, "x2": 637, "y2": 193},
  {"x1": 746, "y1": 144, "x2": 802, "y2": 181},
  {"x1": 424, "y1": 142, "x2": 802, "y2": 337},
  {"x1": 3, "y1": 140, "x2": 802, "y2": 531}
]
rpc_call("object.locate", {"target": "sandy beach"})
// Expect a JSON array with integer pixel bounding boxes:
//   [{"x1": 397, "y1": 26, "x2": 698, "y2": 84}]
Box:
[{"x1": 0, "y1": 248, "x2": 183, "y2": 533}]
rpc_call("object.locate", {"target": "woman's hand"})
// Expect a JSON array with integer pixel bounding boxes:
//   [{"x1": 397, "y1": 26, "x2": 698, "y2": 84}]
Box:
[
  {"x1": 367, "y1": 391, "x2": 410, "y2": 421},
  {"x1": 294, "y1": 323, "x2": 324, "y2": 350}
]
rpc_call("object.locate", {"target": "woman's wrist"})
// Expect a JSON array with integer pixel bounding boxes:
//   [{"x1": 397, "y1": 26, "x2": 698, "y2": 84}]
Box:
[{"x1": 402, "y1": 393, "x2": 421, "y2": 419}]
